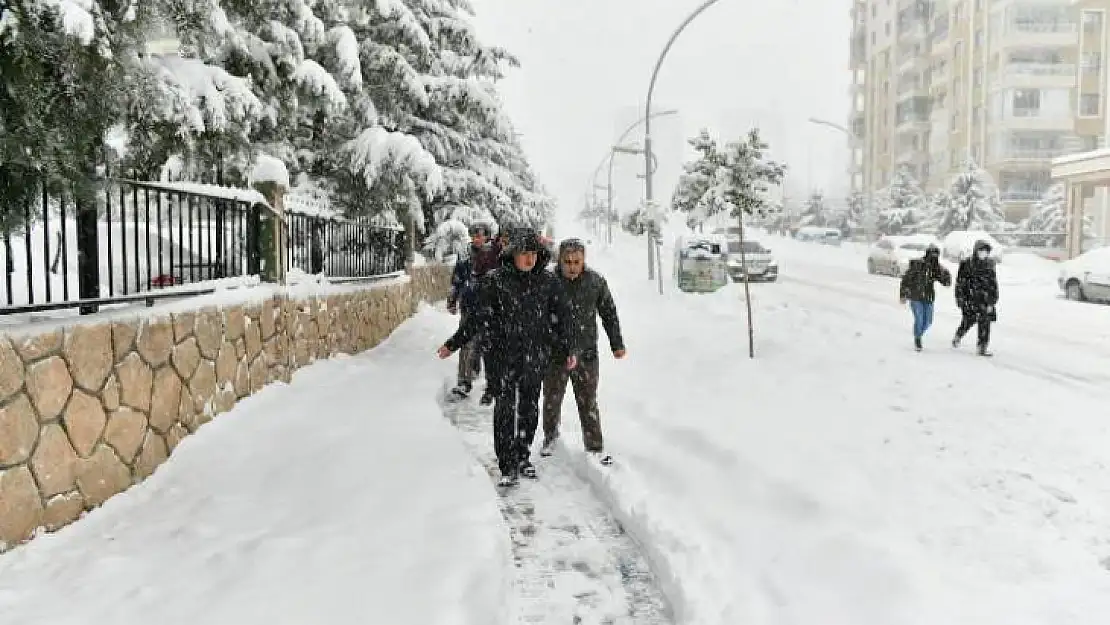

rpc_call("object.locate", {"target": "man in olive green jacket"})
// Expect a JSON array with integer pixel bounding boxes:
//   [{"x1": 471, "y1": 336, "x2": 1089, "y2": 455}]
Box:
[{"x1": 541, "y1": 238, "x2": 626, "y2": 465}]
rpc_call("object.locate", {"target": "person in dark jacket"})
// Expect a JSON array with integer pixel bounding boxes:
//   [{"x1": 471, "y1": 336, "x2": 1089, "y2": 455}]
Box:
[
  {"x1": 952, "y1": 239, "x2": 1000, "y2": 356},
  {"x1": 898, "y1": 244, "x2": 952, "y2": 351},
  {"x1": 437, "y1": 229, "x2": 579, "y2": 487},
  {"x1": 445, "y1": 222, "x2": 502, "y2": 399},
  {"x1": 541, "y1": 238, "x2": 625, "y2": 465}
]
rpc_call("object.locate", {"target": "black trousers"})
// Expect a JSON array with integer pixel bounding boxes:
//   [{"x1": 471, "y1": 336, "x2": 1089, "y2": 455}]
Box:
[
  {"x1": 955, "y1": 309, "x2": 992, "y2": 347},
  {"x1": 490, "y1": 353, "x2": 546, "y2": 475}
]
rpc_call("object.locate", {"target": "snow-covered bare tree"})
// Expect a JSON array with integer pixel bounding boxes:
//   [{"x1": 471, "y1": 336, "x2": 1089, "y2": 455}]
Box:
[
  {"x1": 923, "y1": 159, "x2": 1005, "y2": 236},
  {"x1": 876, "y1": 165, "x2": 925, "y2": 235},
  {"x1": 1018, "y1": 183, "x2": 1091, "y2": 247}
]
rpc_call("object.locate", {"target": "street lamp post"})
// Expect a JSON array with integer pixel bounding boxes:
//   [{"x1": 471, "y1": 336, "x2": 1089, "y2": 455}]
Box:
[
  {"x1": 589, "y1": 109, "x2": 679, "y2": 245},
  {"x1": 807, "y1": 116, "x2": 875, "y2": 241},
  {"x1": 643, "y1": 0, "x2": 722, "y2": 293}
]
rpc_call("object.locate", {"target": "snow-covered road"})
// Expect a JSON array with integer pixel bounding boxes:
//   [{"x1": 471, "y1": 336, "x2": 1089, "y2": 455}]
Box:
[{"x1": 568, "y1": 226, "x2": 1110, "y2": 625}]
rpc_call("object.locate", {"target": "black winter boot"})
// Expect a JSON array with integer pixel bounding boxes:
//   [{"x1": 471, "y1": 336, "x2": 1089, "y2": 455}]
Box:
[{"x1": 914, "y1": 337, "x2": 923, "y2": 351}]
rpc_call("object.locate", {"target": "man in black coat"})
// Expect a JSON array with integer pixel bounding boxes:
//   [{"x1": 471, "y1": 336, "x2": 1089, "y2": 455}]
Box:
[
  {"x1": 541, "y1": 238, "x2": 625, "y2": 465},
  {"x1": 952, "y1": 239, "x2": 1000, "y2": 356},
  {"x1": 437, "y1": 229, "x2": 579, "y2": 487}
]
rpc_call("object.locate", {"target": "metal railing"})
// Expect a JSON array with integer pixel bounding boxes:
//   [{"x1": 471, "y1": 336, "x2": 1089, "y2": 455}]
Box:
[
  {"x1": 285, "y1": 211, "x2": 405, "y2": 281},
  {"x1": 0, "y1": 178, "x2": 405, "y2": 316}
]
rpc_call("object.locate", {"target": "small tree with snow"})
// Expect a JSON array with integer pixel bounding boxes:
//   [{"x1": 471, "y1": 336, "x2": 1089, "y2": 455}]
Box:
[
  {"x1": 796, "y1": 191, "x2": 828, "y2": 228},
  {"x1": 671, "y1": 129, "x2": 718, "y2": 228},
  {"x1": 876, "y1": 165, "x2": 925, "y2": 235},
  {"x1": 706, "y1": 128, "x2": 786, "y2": 219},
  {"x1": 1018, "y1": 183, "x2": 1091, "y2": 247},
  {"x1": 845, "y1": 190, "x2": 866, "y2": 232},
  {"x1": 926, "y1": 159, "x2": 1005, "y2": 237}
]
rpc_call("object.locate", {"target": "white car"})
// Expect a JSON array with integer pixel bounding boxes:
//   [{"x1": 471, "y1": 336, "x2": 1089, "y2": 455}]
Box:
[
  {"x1": 867, "y1": 235, "x2": 939, "y2": 277},
  {"x1": 725, "y1": 238, "x2": 778, "y2": 282},
  {"x1": 941, "y1": 230, "x2": 1005, "y2": 264},
  {"x1": 1058, "y1": 246, "x2": 1110, "y2": 303}
]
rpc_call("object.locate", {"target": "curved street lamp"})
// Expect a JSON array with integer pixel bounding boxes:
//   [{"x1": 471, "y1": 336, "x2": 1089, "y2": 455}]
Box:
[
  {"x1": 642, "y1": 0, "x2": 722, "y2": 290},
  {"x1": 807, "y1": 116, "x2": 875, "y2": 241},
  {"x1": 597, "y1": 109, "x2": 678, "y2": 244}
]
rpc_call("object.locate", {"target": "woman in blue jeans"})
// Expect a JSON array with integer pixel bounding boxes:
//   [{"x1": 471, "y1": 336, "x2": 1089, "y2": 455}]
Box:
[{"x1": 898, "y1": 244, "x2": 952, "y2": 351}]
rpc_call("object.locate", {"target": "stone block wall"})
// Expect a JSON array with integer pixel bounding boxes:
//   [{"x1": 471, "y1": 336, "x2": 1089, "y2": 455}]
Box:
[{"x1": 0, "y1": 265, "x2": 451, "y2": 551}]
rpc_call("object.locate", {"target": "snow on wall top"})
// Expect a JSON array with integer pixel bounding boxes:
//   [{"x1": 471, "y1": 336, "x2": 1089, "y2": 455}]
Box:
[
  {"x1": 249, "y1": 154, "x2": 291, "y2": 188},
  {"x1": 122, "y1": 180, "x2": 271, "y2": 208}
]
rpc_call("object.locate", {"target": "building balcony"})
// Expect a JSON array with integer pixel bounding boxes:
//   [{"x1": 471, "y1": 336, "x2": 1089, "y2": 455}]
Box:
[
  {"x1": 899, "y1": 22, "x2": 928, "y2": 42},
  {"x1": 989, "y1": 63, "x2": 1077, "y2": 91},
  {"x1": 999, "y1": 190, "x2": 1044, "y2": 202},
  {"x1": 897, "y1": 82, "x2": 930, "y2": 100},
  {"x1": 991, "y1": 23, "x2": 1078, "y2": 51},
  {"x1": 898, "y1": 53, "x2": 929, "y2": 75},
  {"x1": 897, "y1": 147, "x2": 930, "y2": 165},
  {"x1": 896, "y1": 116, "x2": 932, "y2": 133},
  {"x1": 996, "y1": 111, "x2": 1076, "y2": 131}
]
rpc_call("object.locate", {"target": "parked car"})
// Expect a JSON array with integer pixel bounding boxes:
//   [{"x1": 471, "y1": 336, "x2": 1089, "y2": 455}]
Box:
[
  {"x1": 941, "y1": 230, "x2": 1005, "y2": 264},
  {"x1": 673, "y1": 235, "x2": 729, "y2": 293},
  {"x1": 795, "y1": 226, "x2": 842, "y2": 245},
  {"x1": 1058, "y1": 246, "x2": 1110, "y2": 303},
  {"x1": 867, "y1": 234, "x2": 940, "y2": 277},
  {"x1": 725, "y1": 238, "x2": 778, "y2": 282}
]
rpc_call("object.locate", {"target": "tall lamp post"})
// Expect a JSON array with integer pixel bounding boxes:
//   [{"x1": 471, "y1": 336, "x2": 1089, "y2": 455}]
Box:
[
  {"x1": 589, "y1": 109, "x2": 679, "y2": 245},
  {"x1": 643, "y1": 0, "x2": 722, "y2": 293},
  {"x1": 807, "y1": 116, "x2": 875, "y2": 241}
]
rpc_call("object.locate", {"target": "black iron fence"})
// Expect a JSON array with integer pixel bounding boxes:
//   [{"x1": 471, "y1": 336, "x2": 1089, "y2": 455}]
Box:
[{"x1": 0, "y1": 178, "x2": 406, "y2": 316}]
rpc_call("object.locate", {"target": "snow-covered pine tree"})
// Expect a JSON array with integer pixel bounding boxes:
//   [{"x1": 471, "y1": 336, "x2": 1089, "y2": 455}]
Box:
[
  {"x1": 671, "y1": 129, "x2": 718, "y2": 228},
  {"x1": 876, "y1": 165, "x2": 925, "y2": 235},
  {"x1": 1019, "y1": 183, "x2": 1091, "y2": 247},
  {"x1": 926, "y1": 159, "x2": 1005, "y2": 237},
  {"x1": 845, "y1": 190, "x2": 866, "y2": 231},
  {"x1": 797, "y1": 191, "x2": 827, "y2": 228},
  {"x1": 0, "y1": 0, "x2": 148, "y2": 226},
  {"x1": 153, "y1": 0, "x2": 354, "y2": 186},
  {"x1": 704, "y1": 128, "x2": 786, "y2": 220}
]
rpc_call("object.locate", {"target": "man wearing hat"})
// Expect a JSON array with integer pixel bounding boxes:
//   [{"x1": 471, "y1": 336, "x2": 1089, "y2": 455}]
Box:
[{"x1": 437, "y1": 228, "x2": 579, "y2": 487}]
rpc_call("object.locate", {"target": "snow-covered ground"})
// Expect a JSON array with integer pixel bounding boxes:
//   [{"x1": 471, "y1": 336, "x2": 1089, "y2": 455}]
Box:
[
  {"x1": 0, "y1": 305, "x2": 511, "y2": 625},
  {"x1": 4, "y1": 218, "x2": 1110, "y2": 625},
  {"x1": 560, "y1": 223, "x2": 1110, "y2": 624}
]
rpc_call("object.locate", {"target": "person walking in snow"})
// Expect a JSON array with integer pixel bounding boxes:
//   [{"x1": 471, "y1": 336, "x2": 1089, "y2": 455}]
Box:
[
  {"x1": 952, "y1": 239, "x2": 1000, "y2": 357},
  {"x1": 541, "y1": 238, "x2": 625, "y2": 466},
  {"x1": 898, "y1": 244, "x2": 951, "y2": 352},
  {"x1": 437, "y1": 228, "x2": 579, "y2": 487},
  {"x1": 446, "y1": 222, "x2": 502, "y2": 401}
]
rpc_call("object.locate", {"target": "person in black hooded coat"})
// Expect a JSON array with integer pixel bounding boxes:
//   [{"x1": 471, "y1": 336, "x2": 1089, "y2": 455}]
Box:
[
  {"x1": 952, "y1": 239, "x2": 999, "y2": 356},
  {"x1": 437, "y1": 228, "x2": 579, "y2": 486}
]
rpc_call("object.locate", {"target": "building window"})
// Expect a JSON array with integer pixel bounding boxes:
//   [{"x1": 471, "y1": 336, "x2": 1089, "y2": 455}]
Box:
[
  {"x1": 1080, "y1": 93, "x2": 1100, "y2": 116},
  {"x1": 1081, "y1": 135, "x2": 1100, "y2": 151},
  {"x1": 1082, "y1": 52, "x2": 1102, "y2": 74},
  {"x1": 1083, "y1": 11, "x2": 1103, "y2": 35},
  {"x1": 974, "y1": 29, "x2": 983, "y2": 48},
  {"x1": 886, "y1": 21, "x2": 891, "y2": 35},
  {"x1": 973, "y1": 68, "x2": 982, "y2": 86},
  {"x1": 1013, "y1": 89, "x2": 1041, "y2": 116}
]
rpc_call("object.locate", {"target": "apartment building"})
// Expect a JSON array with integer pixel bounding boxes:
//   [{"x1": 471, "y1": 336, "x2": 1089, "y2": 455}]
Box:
[{"x1": 849, "y1": 0, "x2": 1110, "y2": 222}]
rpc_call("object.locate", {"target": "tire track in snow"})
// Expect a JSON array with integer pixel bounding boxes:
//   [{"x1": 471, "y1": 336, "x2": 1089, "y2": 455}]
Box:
[{"x1": 438, "y1": 380, "x2": 673, "y2": 625}]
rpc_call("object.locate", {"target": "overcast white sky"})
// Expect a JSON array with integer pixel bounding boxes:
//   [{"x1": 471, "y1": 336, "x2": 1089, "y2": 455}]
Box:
[{"x1": 467, "y1": 0, "x2": 852, "y2": 221}]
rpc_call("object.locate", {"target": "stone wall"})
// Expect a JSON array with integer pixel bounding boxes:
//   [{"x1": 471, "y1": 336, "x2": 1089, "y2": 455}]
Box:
[{"x1": 0, "y1": 265, "x2": 451, "y2": 551}]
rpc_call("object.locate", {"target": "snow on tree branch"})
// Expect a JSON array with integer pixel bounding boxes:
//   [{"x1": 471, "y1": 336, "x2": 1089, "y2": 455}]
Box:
[
  {"x1": 293, "y1": 59, "x2": 348, "y2": 111},
  {"x1": 345, "y1": 126, "x2": 444, "y2": 197}
]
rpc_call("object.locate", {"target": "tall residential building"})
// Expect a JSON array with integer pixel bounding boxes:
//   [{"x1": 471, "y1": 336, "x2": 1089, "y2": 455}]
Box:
[{"x1": 850, "y1": 0, "x2": 1110, "y2": 222}]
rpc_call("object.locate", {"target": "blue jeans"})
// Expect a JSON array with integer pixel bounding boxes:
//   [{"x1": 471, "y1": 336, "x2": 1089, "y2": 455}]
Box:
[{"x1": 909, "y1": 300, "x2": 934, "y2": 339}]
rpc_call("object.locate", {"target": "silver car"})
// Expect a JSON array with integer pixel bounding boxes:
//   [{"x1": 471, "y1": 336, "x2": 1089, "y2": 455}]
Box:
[{"x1": 725, "y1": 239, "x2": 778, "y2": 282}]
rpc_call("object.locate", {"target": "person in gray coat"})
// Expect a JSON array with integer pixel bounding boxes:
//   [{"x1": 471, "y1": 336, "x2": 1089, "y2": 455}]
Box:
[{"x1": 541, "y1": 238, "x2": 626, "y2": 465}]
